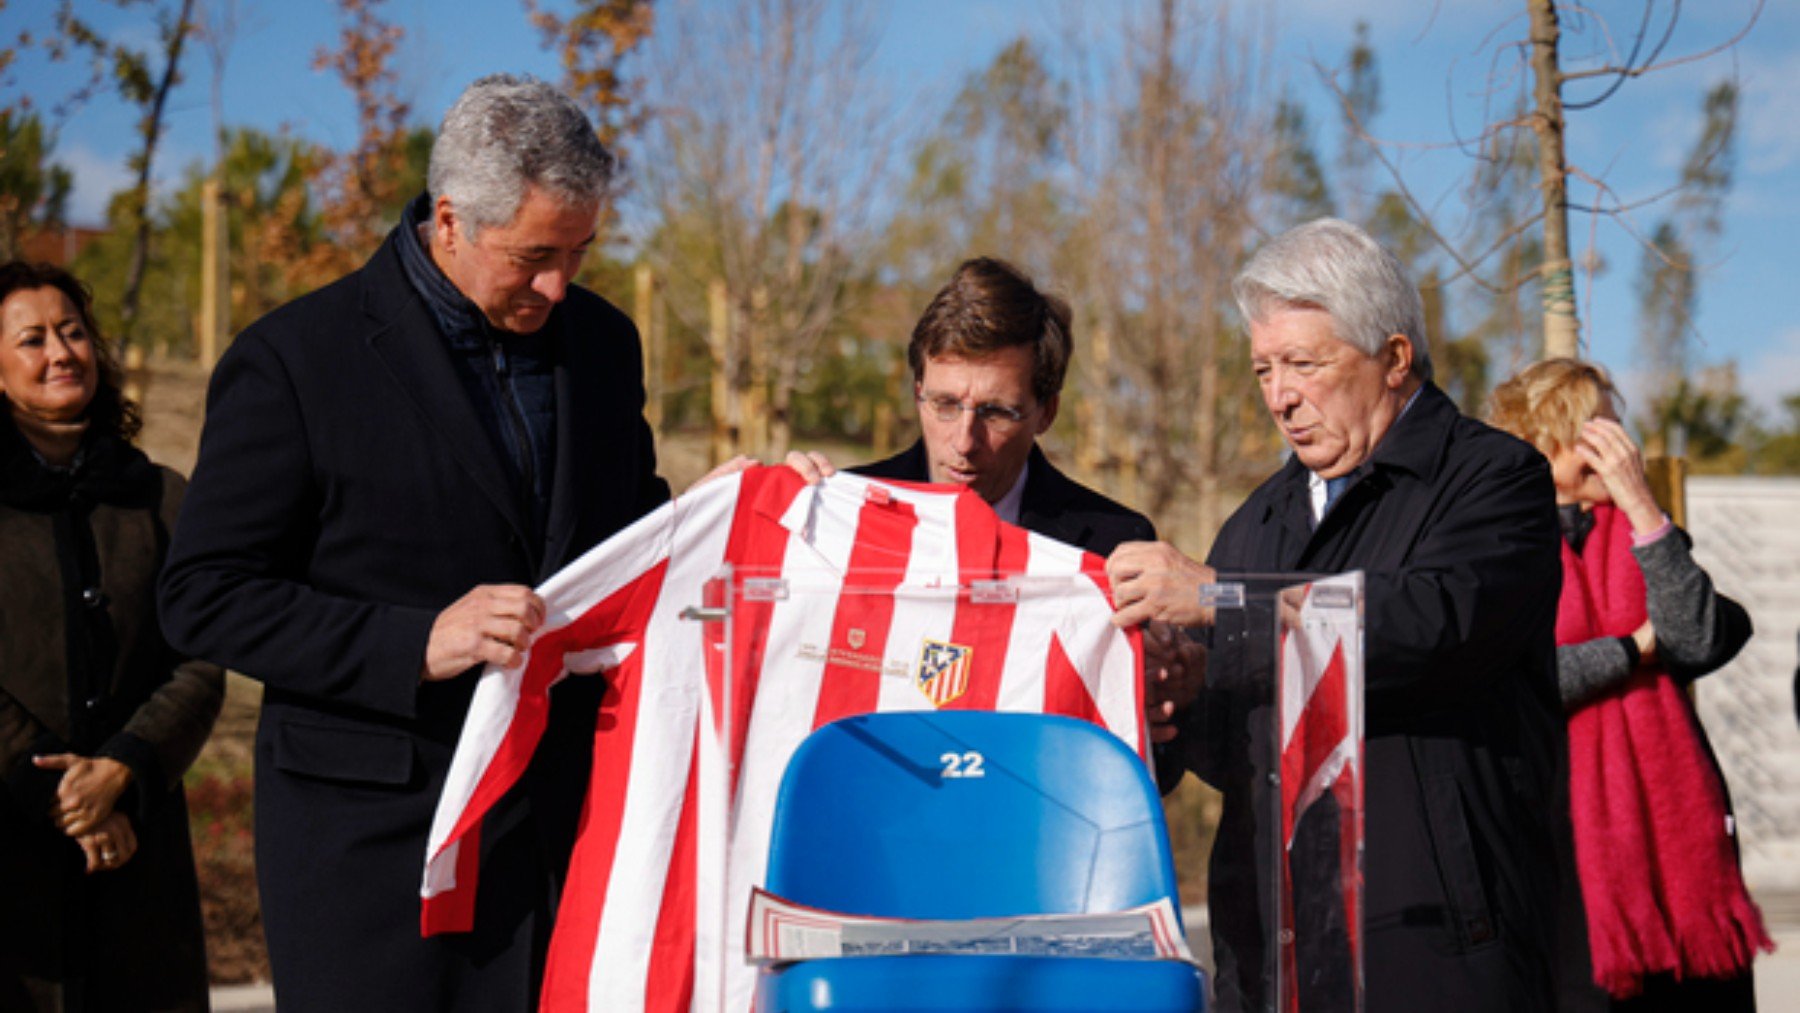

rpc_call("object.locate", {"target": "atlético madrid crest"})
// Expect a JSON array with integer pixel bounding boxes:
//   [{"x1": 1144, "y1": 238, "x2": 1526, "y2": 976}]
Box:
[{"x1": 915, "y1": 639, "x2": 972, "y2": 707}]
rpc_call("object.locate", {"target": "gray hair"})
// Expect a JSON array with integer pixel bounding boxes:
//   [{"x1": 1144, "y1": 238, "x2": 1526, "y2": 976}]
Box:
[
  {"x1": 1232, "y1": 217, "x2": 1433, "y2": 382},
  {"x1": 427, "y1": 73, "x2": 616, "y2": 239}
]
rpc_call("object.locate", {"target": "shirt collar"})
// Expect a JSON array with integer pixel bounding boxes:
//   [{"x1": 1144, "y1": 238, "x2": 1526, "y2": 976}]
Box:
[
  {"x1": 1305, "y1": 384, "x2": 1425, "y2": 521},
  {"x1": 1307, "y1": 469, "x2": 1330, "y2": 522},
  {"x1": 990, "y1": 458, "x2": 1030, "y2": 526}
]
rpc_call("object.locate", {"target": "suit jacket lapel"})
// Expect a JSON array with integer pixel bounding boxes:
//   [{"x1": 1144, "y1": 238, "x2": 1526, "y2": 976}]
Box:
[
  {"x1": 358, "y1": 240, "x2": 531, "y2": 548},
  {"x1": 1269, "y1": 461, "x2": 1317, "y2": 570},
  {"x1": 1018, "y1": 445, "x2": 1090, "y2": 548},
  {"x1": 1333, "y1": 382, "x2": 1451, "y2": 570}
]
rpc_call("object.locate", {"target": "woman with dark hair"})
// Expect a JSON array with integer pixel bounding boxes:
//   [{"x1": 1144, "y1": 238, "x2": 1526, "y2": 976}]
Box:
[
  {"x1": 1490, "y1": 358, "x2": 1770, "y2": 1012},
  {"x1": 0, "y1": 261, "x2": 222, "y2": 1011}
]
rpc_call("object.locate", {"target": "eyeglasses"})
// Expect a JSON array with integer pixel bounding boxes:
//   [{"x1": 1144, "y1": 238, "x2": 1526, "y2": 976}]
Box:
[{"x1": 916, "y1": 393, "x2": 1035, "y2": 432}]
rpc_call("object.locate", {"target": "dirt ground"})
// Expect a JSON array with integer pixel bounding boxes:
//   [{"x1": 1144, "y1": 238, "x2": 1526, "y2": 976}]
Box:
[{"x1": 134, "y1": 357, "x2": 211, "y2": 478}]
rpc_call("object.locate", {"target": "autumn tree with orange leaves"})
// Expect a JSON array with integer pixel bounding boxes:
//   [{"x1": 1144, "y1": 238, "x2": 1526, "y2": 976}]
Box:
[
  {"x1": 523, "y1": 0, "x2": 655, "y2": 152},
  {"x1": 297, "y1": 0, "x2": 427, "y2": 286}
]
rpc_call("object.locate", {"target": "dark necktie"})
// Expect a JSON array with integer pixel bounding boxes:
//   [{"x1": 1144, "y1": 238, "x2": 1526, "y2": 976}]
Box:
[
  {"x1": 1315, "y1": 474, "x2": 1351, "y2": 530},
  {"x1": 1324, "y1": 475, "x2": 1351, "y2": 510}
]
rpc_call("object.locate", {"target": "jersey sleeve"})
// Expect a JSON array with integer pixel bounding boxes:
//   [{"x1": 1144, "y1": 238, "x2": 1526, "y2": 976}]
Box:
[{"x1": 421, "y1": 475, "x2": 730, "y2": 935}]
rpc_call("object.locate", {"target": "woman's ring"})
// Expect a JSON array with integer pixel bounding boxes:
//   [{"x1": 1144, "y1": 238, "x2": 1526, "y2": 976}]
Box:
[{"x1": 101, "y1": 850, "x2": 117, "y2": 862}]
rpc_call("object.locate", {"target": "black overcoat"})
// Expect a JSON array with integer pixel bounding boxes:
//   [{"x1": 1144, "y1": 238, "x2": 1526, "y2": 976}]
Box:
[
  {"x1": 853, "y1": 441, "x2": 1156, "y2": 554},
  {"x1": 158, "y1": 226, "x2": 669, "y2": 1012},
  {"x1": 1180, "y1": 383, "x2": 1568, "y2": 1012}
]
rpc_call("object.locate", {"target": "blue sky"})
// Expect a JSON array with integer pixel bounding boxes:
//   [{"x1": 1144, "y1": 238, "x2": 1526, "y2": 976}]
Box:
[{"x1": 8, "y1": 0, "x2": 1796, "y2": 416}]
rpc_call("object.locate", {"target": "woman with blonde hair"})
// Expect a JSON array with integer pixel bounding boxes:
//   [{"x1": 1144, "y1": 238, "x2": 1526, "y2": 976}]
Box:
[{"x1": 1489, "y1": 358, "x2": 1770, "y2": 1011}]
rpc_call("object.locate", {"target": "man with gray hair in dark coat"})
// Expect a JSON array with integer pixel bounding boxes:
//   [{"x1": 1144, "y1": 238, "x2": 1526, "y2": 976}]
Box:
[
  {"x1": 1108, "y1": 218, "x2": 1567, "y2": 1011},
  {"x1": 160, "y1": 75, "x2": 669, "y2": 1011}
]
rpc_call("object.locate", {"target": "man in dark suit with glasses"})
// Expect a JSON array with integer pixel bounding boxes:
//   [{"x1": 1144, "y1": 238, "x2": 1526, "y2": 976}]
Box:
[{"x1": 792, "y1": 256, "x2": 1154, "y2": 557}]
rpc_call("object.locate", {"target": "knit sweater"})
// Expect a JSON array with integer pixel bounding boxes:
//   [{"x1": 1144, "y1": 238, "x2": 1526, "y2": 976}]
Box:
[{"x1": 1555, "y1": 524, "x2": 1752, "y2": 707}]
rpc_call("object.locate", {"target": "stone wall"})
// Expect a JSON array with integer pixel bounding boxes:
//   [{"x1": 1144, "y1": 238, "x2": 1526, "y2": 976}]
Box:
[{"x1": 1687, "y1": 476, "x2": 1800, "y2": 893}]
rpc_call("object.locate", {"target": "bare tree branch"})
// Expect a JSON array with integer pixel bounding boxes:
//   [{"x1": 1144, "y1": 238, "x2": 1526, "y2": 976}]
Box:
[
  {"x1": 119, "y1": 0, "x2": 197, "y2": 351},
  {"x1": 1559, "y1": 0, "x2": 1760, "y2": 87},
  {"x1": 1319, "y1": 0, "x2": 1759, "y2": 360},
  {"x1": 639, "y1": 0, "x2": 898, "y2": 460}
]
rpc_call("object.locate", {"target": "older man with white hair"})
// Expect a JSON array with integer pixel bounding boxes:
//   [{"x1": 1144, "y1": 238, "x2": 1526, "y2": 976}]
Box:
[{"x1": 1110, "y1": 218, "x2": 1567, "y2": 1012}]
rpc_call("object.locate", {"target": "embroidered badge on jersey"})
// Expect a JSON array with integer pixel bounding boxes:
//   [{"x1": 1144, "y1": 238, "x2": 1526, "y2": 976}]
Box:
[{"x1": 916, "y1": 638, "x2": 973, "y2": 707}]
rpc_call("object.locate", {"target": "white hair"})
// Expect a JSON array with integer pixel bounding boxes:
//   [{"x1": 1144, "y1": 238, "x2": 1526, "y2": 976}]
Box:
[
  {"x1": 1232, "y1": 217, "x2": 1433, "y2": 382},
  {"x1": 427, "y1": 74, "x2": 616, "y2": 239}
]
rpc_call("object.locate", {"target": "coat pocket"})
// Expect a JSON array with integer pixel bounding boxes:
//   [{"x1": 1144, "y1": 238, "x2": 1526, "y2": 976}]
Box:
[
  {"x1": 269, "y1": 715, "x2": 415, "y2": 788},
  {"x1": 1421, "y1": 773, "x2": 1498, "y2": 951}
]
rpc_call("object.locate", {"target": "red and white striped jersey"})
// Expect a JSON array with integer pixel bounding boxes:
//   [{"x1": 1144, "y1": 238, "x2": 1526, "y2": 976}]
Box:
[{"x1": 421, "y1": 465, "x2": 1145, "y2": 1012}]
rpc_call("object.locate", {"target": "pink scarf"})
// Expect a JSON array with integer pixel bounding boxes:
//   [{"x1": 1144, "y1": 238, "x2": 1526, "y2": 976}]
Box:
[{"x1": 1559, "y1": 503, "x2": 1771, "y2": 997}]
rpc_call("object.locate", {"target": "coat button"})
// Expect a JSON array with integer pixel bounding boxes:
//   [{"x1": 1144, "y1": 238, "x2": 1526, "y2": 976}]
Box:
[
  {"x1": 81, "y1": 587, "x2": 106, "y2": 608},
  {"x1": 1468, "y1": 915, "x2": 1494, "y2": 943},
  {"x1": 85, "y1": 696, "x2": 104, "y2": 712}
]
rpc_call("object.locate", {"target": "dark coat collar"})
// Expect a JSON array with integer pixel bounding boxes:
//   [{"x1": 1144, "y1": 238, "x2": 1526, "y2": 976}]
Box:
[
  {"x1": 1261, "y1": 382, "x2": 1456, "y2": 553},
  {"x1": 1269, "y1": 382, "x2": 1451, "y2": 486},
  {"x1": 0, "y1": 419, "x2": 161, "y2": 512},
  {"x1": 354, "y1": 218, "x2": 580, "y2": 578}
]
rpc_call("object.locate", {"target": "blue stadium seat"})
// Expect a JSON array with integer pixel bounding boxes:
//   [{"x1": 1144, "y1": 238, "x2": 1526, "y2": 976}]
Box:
[{"x1": 754, "y1": 710, "x2": 1206, "y2": 1011}]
